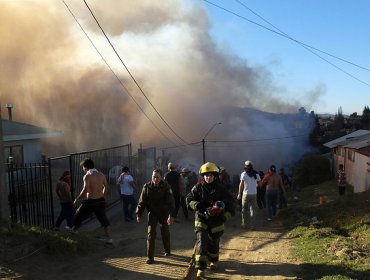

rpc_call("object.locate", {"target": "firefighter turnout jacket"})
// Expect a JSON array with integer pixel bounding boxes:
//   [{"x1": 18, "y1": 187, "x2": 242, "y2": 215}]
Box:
[{"x1": 186, "y1": 180, "x2": 235, "y2": 239}]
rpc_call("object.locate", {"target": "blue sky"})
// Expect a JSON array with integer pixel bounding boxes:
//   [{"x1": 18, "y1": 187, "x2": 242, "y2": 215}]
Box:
[{"x1": 199, "y1": 0, "x2": 370, "y2": 115}]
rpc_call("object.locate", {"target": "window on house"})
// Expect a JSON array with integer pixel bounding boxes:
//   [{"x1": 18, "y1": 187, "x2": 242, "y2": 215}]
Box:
[{"x1": 4, "y1": 145, "x2": 24, "y2": 165}]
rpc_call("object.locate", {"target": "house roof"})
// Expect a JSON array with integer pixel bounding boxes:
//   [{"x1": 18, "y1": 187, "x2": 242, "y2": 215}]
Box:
[
  {"x1": 2, "y1": 119, "x2": 62, "y2": 141},
  {"x1": 323, "y1": 129, "x2": 370, "y2": 148},
  {"x1": 345, "y1": 138, "x2": 370, "y2": 149}
]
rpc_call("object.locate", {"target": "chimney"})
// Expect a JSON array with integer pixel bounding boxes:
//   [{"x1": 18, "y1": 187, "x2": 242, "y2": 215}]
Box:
[{"x1": 5, "y1": 103, "x2": 13, "y2": 120}]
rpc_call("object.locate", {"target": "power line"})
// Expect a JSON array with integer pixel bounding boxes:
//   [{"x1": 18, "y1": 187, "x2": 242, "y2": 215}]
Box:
[
  {"x1": 235, "y1": 0, "x2": 370, "y2": 73},
  {"x1": 62, "y1": 0, "x2": 178, "y2": 147},
  {"x1": 83, "y1": 0, "x2": 190, "y2": 145},
  {"x1": 159, "y1": 134, "x2": 308, "y2": 150},
  {"x1": 206, "y1": 134, "x2": 308, "y2": 143},
  {"x1": 233, "y1": 0, "x2": 370, "y2": 87},
  {"x1": 203, "y1": 0, "x2": 370, "y2": 86}
]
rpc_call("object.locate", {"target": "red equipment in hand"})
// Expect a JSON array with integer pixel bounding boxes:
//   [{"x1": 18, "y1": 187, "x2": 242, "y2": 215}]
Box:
[{"x1": 207, "y1": 201, "x2": 225, "y2": 217}]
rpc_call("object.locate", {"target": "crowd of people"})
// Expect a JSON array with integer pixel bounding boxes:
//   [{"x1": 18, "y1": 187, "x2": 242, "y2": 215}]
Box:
[{"x1": 53, "y1": 158, "x2": 296, "y2": 279}]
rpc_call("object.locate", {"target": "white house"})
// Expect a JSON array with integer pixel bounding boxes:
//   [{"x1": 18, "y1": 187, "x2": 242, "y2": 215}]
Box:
[{"x1": 323, "y1": 130, "x2": 370, "y2": 193}]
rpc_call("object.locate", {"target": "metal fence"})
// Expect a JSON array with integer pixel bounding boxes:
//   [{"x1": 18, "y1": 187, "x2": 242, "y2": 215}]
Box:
[
  {"x1": 7, "y1": 162, "x2": 53, "y2": 228},
  {"x1": 6, "y1": 143, "x2": 132, "y2": 229},
  {"x1": 49, "y1": 144, "x2": 132, "y2": 206}
]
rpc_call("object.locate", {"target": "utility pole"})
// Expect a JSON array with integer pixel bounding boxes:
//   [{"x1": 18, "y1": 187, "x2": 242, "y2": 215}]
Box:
[
  {"x1": 202, "y1": 122, "x2": 221, "y2": 164},
  {"x1": 202, "y1": 138, "x2": 206, "y2": 163},
  {"x1": 0, "y1": 105, "x2": 10, "y2": 221}
]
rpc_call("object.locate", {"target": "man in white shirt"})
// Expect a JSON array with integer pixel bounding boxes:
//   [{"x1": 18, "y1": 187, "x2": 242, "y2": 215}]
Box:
[
  {"x1": 237, "y1": 160, "x2": 261, "y2": 229},
  {"x1": 117, "y1": 166, "x2": 137, "y2": 222}
]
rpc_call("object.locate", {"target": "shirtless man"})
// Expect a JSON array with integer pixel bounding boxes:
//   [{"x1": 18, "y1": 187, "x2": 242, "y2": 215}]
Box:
[
  {"x1": 262, "y1": 165, "x2": 286, "y2": 221},
  {"x1": 72, "y1": 158, "x2": 112, "y2": 243}
]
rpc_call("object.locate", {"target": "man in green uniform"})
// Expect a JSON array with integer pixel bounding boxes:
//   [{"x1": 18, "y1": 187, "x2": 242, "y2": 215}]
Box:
[{"x1": 136, "y1": 169, "x2": 175, "y2": 264}]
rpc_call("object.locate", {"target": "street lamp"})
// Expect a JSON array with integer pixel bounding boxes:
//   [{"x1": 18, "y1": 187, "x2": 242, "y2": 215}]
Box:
[{"x1": 202, "y1": 122, "x2": 222, "y2": 163}]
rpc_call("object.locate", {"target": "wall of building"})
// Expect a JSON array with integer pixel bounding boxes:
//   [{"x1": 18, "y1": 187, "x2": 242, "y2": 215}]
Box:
[
  {"x1": 4, "y1": 139, "x2": 42, "y2": 164},
  {"x1": 352, "y1": 152, "x2": 370, "y2": 193}
]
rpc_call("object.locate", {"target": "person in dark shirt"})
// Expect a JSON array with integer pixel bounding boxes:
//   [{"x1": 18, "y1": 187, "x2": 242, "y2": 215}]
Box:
[
  {"x1": 136, "y1": 169, "x2": 175, "y2": 264},
  {"x1": 165, "y1": 162, "x2": 181, "y2": 220}
]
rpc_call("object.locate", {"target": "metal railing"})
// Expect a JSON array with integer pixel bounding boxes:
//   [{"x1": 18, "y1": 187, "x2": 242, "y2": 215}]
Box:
[{"x1": 7, "y1": 162, "x2": 53, "y2": 228}]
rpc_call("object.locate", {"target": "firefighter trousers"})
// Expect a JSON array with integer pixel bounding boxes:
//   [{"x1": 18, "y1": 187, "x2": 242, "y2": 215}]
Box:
[{"x1": 195, "y1": 229, "x2": 220, "y2": 270}]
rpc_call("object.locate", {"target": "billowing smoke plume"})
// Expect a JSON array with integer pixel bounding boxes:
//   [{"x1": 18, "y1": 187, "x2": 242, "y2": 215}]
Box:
[{"x1": 0, "y1": 0, "x2": 321, "y2": 176}]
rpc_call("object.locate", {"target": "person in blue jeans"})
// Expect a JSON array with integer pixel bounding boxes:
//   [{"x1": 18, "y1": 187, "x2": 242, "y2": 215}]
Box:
[
  {"x1": 117, "y1": 166, "x2": 137, "y2": 222},
  {"x1": 54, "y1": 171, "x2": 74, "y2": 231},
  {"x1": 262, "y1": 165, "x2": 285, "y2": 221}
]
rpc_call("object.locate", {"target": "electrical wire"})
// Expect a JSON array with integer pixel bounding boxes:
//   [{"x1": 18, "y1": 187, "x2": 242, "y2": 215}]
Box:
[
  {"x1": 203, "y1": 0, "x2": 370, "y2": 86},
  {"x1": 207, "y1": 134, "x2": 309, "y2": 143},
  {"x1": 235, "y1": 0, "x2": 370, "y2": 73},
  {"x1": 159, "y1": 134, "x2": 308, "y2": 150},
  {"x1": 83, "y1": 0, "x2": 190, "y2": 145}
]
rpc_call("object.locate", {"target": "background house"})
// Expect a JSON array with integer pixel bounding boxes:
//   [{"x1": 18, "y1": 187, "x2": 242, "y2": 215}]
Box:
[
  {"x1": 2, "y1": 119, "x2": 61, "y2": 164},
  {"x1": 324, "y1": 129, "x2": 370, "y2": 193},
  {"x1": 1, "y1": 104, "x2": 61, "y2": 165}
]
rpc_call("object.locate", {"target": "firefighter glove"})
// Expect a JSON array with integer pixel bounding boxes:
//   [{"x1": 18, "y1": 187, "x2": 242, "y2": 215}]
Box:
[
  {"x1": 198, "y1": 210, "x2": 210, "y2": 220},
  {"x1": 195, "y1": 202, "x2": 206, "y2": 212}
]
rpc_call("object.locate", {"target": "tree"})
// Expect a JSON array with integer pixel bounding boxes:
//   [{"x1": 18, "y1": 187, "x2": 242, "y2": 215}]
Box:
[
  {"x1": 309, "y1": 112, "x2": 321, "y2": 147},
  {"x1": 298, "y1": 107, "x2": 307, "y2": 115},
  {"x1": 333, "y1": 106, "x2": 345, "y2": 131},
  {"x1": 361, "y1": 105, "x2": 370, "y2": 130}
]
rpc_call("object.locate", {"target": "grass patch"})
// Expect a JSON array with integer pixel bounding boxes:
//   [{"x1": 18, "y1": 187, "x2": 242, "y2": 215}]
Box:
[
  {"x1": 0, "y1": 221, "x2": 98, "y2": 264},
  {"x1": 280, "y1": 180, "x2": 370, "y2": 279}
]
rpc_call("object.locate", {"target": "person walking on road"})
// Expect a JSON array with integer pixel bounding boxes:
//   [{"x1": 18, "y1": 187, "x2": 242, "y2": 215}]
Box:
[
  {"x1": 237, "y1": 160, "x2": 261, "y2": 230},
  {"x1": 72, "y1": 158, "x2": 113, "y2": 244},
  {"x1": 278, "y1": 168, "x2": 288, "y2": 209},
  {"x1": 136, "y1": 169, "x2": 175, "y2": 264},
  {"x1": 179, "y1": 168, "x2": 191, "y2": 220},
  {"x1": 165, "y1": 162, "x2": 181, "y2": 221},
  {"x1": 262, "y1": 165, "x2": 286, "y2": 221},
  {"x1": 186, "y1": 162, "x2": 235, "y2": 279},
  {"x1": 117, "y1": 166, "x2": 137, "y2": 222},
  {"x1": 219, "y1": 166, "x2": 231, "y2": 190},
  {"x1": 257, "y1": 171, "x2": 266, "y2": 209},
  {"x1": 54, "y1": 171, "x2": 74, "y2": 231}
]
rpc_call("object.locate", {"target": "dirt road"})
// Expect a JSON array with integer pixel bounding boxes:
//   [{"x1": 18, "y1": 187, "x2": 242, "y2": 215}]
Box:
[{"x1": 2, "y1": 205, "x2": 302, "y2": 280}]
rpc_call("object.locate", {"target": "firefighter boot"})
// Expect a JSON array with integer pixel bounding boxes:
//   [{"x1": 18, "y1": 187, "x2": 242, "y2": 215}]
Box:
[
  {"x1": 196, "y1": 269, "x2": 205, "y2": 279},
  {"x1": 210, "y1": 261, "x2": 218, "y2": 270}
]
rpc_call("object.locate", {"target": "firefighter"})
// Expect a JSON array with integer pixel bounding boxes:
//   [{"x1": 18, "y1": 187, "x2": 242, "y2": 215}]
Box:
[
  {"x1": 186, "y1": 162, "x2": 235, "y2": 279},
  {"x1": 136, "y1": 169, "x2": 175, "y2": 264}
]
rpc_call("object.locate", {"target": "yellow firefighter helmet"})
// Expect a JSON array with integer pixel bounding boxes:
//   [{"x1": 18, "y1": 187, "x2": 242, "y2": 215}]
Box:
[{"x1": 199, "y1": 162, "x2": 219, "y2": 175}]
